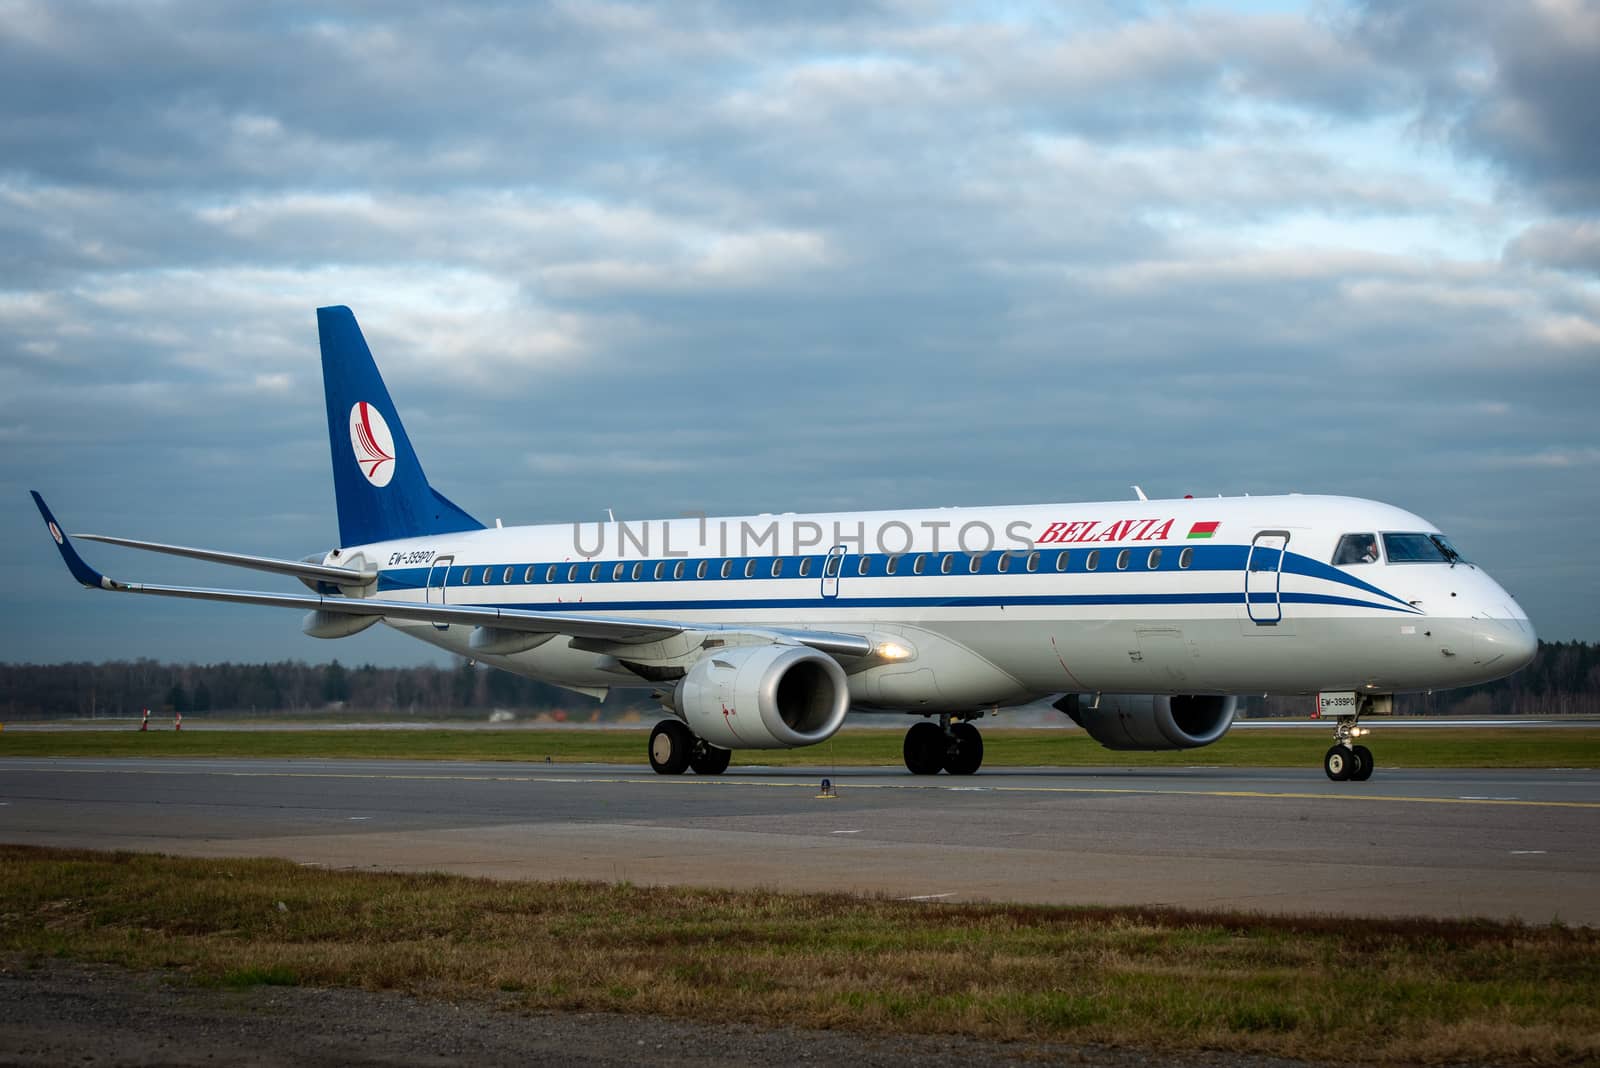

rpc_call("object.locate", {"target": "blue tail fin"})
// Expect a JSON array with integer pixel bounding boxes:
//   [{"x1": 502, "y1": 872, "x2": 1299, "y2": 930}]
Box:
[{"x1": 318, "y1": 306, "x2": 484, "y2": 547}]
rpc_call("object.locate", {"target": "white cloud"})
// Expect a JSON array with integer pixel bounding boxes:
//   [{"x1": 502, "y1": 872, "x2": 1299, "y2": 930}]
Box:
[{"x1": 3, "y1": 0, "x2": 1598, "y2": 660}]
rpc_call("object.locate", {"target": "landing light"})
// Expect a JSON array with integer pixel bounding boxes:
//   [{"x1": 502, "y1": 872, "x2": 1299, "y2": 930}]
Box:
[{"x1": 876, "y1": 641, "x2": 913, "y2": 661}]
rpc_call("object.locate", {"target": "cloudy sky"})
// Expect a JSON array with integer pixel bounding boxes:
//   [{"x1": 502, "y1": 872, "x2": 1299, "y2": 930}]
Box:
[{"x1": 4, "y1": 0, "x2": 1597, "y2": 668}]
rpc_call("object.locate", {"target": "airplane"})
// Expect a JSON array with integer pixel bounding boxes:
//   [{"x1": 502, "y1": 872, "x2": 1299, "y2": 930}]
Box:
[{"x1": 32, "y1": 306, "x2": 1537, "y2": 781}]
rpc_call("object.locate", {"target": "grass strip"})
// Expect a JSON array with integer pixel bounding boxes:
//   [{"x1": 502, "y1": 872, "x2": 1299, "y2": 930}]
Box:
[
  {"x1": 2, "y1": 845, "x2": 1595, "y2": 1064},
  {"x1": 3, "y1": 726, "x2": 1598, "y2": 768}
]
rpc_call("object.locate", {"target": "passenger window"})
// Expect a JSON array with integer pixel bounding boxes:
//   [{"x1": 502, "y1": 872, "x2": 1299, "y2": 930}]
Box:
[
  {"x1": 613, "y1": 563, "x2": 625, "y2": 581},
  {"x1": 968, "y1": 553, "x2": 983, "y2": 574},
  {"x1": 589, "y1": 564, "x2": 601, "y2": 581},
  {"x1": 997, "y1": 553, "x2": 1011, "y2": 574},
  {"x1": 462, "y1": 568, "x2": 473, "y2": 585},
  {"x1": 857, "y1": 556, "x2": 870, "y2": 576},
  {"x1": 674, "y1": 561, "x2": 687, "y2": 580},
  {"x1": 631, "y1": 563, "x2": 642, "y2": 581},
  {"x1": 1085, "y1": 550, "x2": 1100, "y2": 572},
  {"x1": 695, "y1": 560, "x2": 707, "y2": 579},
  {"x1": 523, "y1": 566, "x2": 535, "y2": 583},
  {"x1": 770, "y1": 558, "x2": 783, "y2": 578},
  {"x1": 885, "y1": 555, "x2": 900, "y2": 576},
  {"x1": 912, "y1": 554, "x2": 926, "y2": 575},
  {"x1": 744, "y1": 559, "x2": 757, "y2": 578},
  {"x1": 799, "y1": 557, "x2": 813, "y2": 578},
  {"x1": 940, "y1": 554, "x2": 954, "y2": 575},
  {"x1": 1026, "y1": 551, "x2": 1040, "y2": 573},
  {"x1": 502, "y1": 567, "x2": 513, "y2": 583},
  {"x1": 1055, "y1": 551, "x2": 1069, "y2": 572},
  {"x1": 546, "y1": 565, "x2": 558, "y2": 583},
  {"x1": 1147, "y1": 548, "x2": 1162, "y2": 570},
  {"x1": 1179, "y1": 547, "x2": 1193, "y2": 569},
  {"x1": 720, "y1": 560, "x2": 733, "y2": 579},
  {"x1": 653, "y1": 562, "x2": 664, "y2": 580},
  {"x1": 1116, "y1": 549, "x2": 1130, "y2": 570},
  {"x1": 824, "y1": 555, "x2": 840, "y2": 578},
  {"x1": 1332, "y1": 533, "x2": 1380, "y2": 566},
  {"x1": 567, "y1": 565, "x2": 579, "y2": 582}
]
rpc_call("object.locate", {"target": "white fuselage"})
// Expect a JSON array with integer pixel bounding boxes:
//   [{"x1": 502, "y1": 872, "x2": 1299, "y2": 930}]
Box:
[{"x1": 331, "y1": 494, "x2": 1535, "y2": 710}]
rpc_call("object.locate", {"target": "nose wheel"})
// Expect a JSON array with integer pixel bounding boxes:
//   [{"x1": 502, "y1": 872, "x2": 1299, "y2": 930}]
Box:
[{"x1": 1324, "y1": 715, "x2": 1375, "y2": 781}]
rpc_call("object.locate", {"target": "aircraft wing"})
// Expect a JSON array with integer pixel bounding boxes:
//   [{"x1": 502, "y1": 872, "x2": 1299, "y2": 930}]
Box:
[{"x1": 30, "y1": 492, "x2": 873, "y2": 657}]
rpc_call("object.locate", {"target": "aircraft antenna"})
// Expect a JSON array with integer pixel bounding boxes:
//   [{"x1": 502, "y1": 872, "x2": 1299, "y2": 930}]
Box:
[{"x1": 1132, "y1": 485, "x2": 1148, "y2": 502}]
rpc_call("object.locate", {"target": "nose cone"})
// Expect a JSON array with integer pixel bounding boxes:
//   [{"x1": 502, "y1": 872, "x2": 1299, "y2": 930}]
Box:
[{"x1": 1474, "y1": 605, "x2": 1537, "y2": 677}]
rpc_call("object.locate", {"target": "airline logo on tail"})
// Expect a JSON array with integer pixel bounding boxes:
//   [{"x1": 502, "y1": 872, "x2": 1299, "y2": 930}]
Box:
[{"x1": 349, "y1": 401, "x2": 395, "y2": 487}]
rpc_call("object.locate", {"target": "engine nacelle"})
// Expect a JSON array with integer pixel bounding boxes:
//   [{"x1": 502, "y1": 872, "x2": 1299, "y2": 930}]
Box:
[
  {"x1": 1056, "y1": 693, "x2": 1236, "y2": 751},
  {"x1": 672, "y1": 644, "x2": 850, "y2": 749}
]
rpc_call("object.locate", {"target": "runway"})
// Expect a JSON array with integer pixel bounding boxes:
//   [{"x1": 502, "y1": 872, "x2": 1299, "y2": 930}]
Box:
[{"x1": 3, "y1": 757, "x2": 1597, "y2": 924}]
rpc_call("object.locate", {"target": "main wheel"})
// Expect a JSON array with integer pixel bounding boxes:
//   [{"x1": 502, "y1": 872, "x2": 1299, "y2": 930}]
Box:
[
  {"x1": 1323, "y1": 744, "x2": 1354, "y2": 781},
  {"x1": 649, "y1": 719, "x2": 693, "y2": 775},
  {"x1": 689, "y1": 738, "x2": 732, "y2": 775},
  {"x1": 1350, "y1": 744, "x2": 1374, "y2": 782},
  {"x1": 944, "y1": 721, "x2": 984, "y2": 775},
  {"x1": 903, "y1": 721, "x2": 945, "y2": 775}
]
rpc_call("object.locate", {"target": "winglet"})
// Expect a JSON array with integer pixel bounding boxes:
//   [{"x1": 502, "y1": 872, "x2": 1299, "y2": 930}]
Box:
[{"x1": 30, "y1": 492, "x2": 109, "y2": 589}]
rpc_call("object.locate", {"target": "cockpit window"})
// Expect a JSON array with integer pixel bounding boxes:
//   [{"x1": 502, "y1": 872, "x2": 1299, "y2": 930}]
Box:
[
  {"x1": 1332, "y1": 533, "x2": 1380, "y2": 566},
  {"x1": 1383, "y1": 532, "x2": 1468, "y2": 565}
]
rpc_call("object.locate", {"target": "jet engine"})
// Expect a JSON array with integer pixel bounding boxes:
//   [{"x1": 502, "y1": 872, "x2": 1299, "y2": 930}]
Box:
[
  {"x1": 671, "y1": 644, "x2": 850, "y2": 749},
  {"x1": 1055, "y1": 693, "x2": 1236, "y2": 751}
]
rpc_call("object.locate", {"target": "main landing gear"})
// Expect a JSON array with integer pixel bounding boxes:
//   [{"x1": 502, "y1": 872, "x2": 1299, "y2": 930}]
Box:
[
  {"x1": 648, "y1": 719, "x2": 731, "y2": 776},
  {"x1": 1323, "y1": 704, "x2": 1377, "y2": 782},
  {"x1": 903, "y1": 716, "x2": 984, "y2": 775}
]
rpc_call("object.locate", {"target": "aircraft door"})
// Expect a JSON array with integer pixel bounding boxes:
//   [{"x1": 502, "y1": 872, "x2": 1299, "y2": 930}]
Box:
[
  {"x1": 425, "y1": 555, "x2": 453, "y2": 631},
  {"x1": 821, "y1": 545, "x2": 846, "y2": 599},
  {"x1": 1244, "y1": 531, "x2": 1289, "y2": 625}
]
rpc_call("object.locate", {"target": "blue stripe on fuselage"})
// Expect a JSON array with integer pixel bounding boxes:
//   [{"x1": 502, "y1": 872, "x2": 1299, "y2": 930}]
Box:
[
  {"x1": 371, "y1": 544, "x2": 1419, "y2": 616},
  {"x1": 380, "y1": 591, "x2": 1414, "y2": 614}
]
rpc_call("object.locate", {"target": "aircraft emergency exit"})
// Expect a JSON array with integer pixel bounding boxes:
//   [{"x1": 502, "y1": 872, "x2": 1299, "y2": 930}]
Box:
[{"x1": 33, "y1": 306, "x2": 1537, "y2": 780}]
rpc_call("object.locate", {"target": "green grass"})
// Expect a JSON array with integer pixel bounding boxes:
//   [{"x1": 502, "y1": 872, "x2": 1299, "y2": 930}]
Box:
[
  {"x1": 213, "y1": 963, "x2": 301, "y2": 988},
  {"x1": 2, "y1": 725, "x2": 1597, "y2": 768},
  {"x1": 2, "y1": 845, "x2": 1595, "y2": 1063}
]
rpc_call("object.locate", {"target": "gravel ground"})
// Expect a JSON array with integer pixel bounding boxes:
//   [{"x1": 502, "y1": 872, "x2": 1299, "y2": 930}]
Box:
[{"x1": 0, "y1": 959, "x2": 1347, "y2": 1068}]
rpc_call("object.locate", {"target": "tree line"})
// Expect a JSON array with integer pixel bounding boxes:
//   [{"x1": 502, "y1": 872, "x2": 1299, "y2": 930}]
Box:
[
  {"x1": 0, "y1": 658, "x2": 635, "y2": 721},
  {"x1": 1233, "y1": 639, "x2": 1599, "y2": 718},
  {"x1": 0, "y1": 641, "x2": 1595, "y2": 721}
]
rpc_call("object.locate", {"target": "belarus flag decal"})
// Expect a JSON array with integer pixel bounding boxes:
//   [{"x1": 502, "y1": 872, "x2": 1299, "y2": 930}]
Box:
[{"x1": 1186, "y1": 521, "x2": 1219, "y2": 540}]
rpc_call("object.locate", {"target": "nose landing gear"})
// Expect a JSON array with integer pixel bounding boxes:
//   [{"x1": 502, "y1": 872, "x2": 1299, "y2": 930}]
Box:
[{"x1": 1322, "y1": 694, "x2": 1383, "y2": 781}]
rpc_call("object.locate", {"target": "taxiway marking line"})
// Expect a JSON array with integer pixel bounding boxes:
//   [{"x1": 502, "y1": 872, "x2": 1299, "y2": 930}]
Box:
[
  {"x1": 6, "y1": 764, "x2": 1600, "y2": 811},
  {"x1": 985, "y1": 786, "x2": 1600, "y2": 810}
]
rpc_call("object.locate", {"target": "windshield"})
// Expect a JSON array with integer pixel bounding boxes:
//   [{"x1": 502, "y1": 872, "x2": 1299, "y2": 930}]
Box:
[
  {"x1": 1332, "y1": 533, "x2": 1380, "y2": 565},
  {"x1": 1382, "y1": 532, "x2": 1469, "y2": 565}
]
